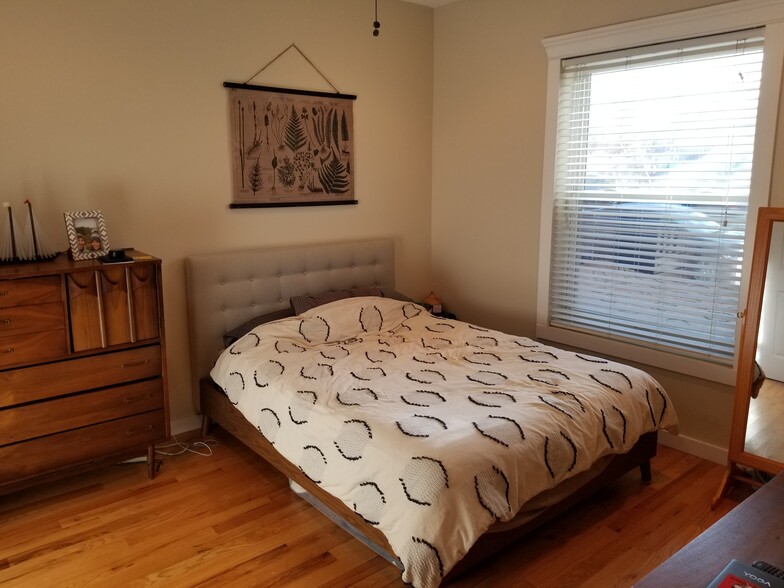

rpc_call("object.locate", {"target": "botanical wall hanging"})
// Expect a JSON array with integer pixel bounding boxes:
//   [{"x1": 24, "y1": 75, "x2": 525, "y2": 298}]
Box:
[{"x1": 224, "y1": 45, "x2": 357, "y2": 208}]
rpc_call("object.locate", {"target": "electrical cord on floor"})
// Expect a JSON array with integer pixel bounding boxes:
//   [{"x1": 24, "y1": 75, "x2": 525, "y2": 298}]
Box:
[{"x1": 155, "y1": 436, "x2": 219, "y2": 457}]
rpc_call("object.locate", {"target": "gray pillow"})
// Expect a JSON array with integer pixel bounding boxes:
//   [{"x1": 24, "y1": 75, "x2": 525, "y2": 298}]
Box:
[
  {"x1": 222, "y1": 307, "x2": 295, "y2": 347},
  {"x1": 290, "y1": 287, "x2": 412, "y2": 315}
]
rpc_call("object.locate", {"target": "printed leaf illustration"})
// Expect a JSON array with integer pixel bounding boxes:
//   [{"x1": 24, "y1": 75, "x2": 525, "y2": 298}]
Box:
[
  {"x1": 294, "y1": 148, "x2": 315, "y2": 189},
  {"x1": 318, "y1": 154, "x2": 350, "y2": 194},
  {"x1": 277, "y1": 156, "x2": 296, "y2": 188},
  {"x1": 301, "y1": 107, "x2": 316, "y2": 146},
  {"x1": 308, "y1": 175, "x2": 323, "y2": 192},
  {"x1": 323, "y1": 108, "x2": 333, "y2": 153},
  {"x1": 312, "y1": 107, "x2": 324, "y2": 145},
  {"x1": 341, "y1": 110, "x2": 350, "y2": 153},
  {"x1": 269, "y1": 104, "x2": 286, "y2": 149},
  {"x1": 271, "y1": 150, "x2": 278, "y2": 190},
  {"x1": 248, "y1": 158, "x2": 263, "y2": 194},
  {"x1": 331, "y1": 109, "x2": 340, "y2": 152},
  {"x1": 247, "y1": 100, "x2": 263, "y2": 156},
  {"x1": 238, "y1": 101, "x2": 246, "y2": 188},
  {"x1": 284, "y1": 105, "x2": 307, "y2": 152}
]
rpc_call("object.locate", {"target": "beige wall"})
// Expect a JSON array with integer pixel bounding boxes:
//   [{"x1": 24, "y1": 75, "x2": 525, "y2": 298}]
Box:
[
  {"x1": 0, "y1": 0, "x2": 434, "y2": 429},
  {"x1": 3, "y1": 0, "x2": 781, "y2": 454},
  {"x1": 431, "y1": 0, "x2": 784, "y2": 453}
]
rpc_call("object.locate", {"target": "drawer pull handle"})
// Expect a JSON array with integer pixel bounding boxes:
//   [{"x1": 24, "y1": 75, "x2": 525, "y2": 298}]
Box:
[
  {"x1": 5, "y1": 348, "x2": 14, "y2": 354},
  {"x1": 122, "y1": 394, "x2": 153, "y2": 404},
  {"x1": 127, "y1": 424, "x2": 156, "y2": 435},
  {"x1": 121, "y1": 360, "x2": 151, "y2": 369},
  {"x1": 1, "y1": 319, "x2": 10, "y2": 326},
  {"x1": 0, "y1": 291, "x2": 7, "y2": 297}
]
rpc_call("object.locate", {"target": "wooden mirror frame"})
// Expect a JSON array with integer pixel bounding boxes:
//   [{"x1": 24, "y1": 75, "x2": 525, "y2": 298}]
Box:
[{"x1": 713, "y1": 207, "x2": 784, "y2": 507}]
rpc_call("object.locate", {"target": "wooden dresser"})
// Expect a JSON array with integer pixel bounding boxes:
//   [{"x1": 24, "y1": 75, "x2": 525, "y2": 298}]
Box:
[{"x1": 0, "y1": 251, "x2": 169, "y2": 495}]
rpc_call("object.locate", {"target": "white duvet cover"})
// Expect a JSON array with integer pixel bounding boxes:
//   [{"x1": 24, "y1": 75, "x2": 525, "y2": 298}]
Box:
[{"x1": 210, "y1": 297, "x2": 678, "y2": 588}]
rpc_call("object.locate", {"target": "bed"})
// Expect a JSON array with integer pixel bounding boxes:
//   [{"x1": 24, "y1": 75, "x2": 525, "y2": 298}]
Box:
[{"x1": 185, "y1": 238, "x2": 678, "y2": 588}]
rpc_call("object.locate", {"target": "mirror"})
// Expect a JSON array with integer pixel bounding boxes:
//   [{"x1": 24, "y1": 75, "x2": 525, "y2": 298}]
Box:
[
  {"x1": 713, "y1": 207, "x2": 784, "y2": 507},
  {"x1": 744, "y1": 218, "x2": 784, "y2": 463}
]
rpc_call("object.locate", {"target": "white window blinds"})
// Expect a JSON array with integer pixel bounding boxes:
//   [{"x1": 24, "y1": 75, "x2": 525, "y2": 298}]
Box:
[{"x1": 549, "y1": 29, "x2": 765, "y2": 363}]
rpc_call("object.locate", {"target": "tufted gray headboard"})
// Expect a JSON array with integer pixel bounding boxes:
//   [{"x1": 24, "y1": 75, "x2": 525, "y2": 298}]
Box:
[{"x1": 184, "y1": 238, "x2": 395, "y2": 405}]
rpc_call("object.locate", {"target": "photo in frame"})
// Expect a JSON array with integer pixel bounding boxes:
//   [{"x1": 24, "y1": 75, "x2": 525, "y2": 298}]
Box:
[
  {"x1": 225, "y1": 82, "x2": 357, "y2": 207},
  {"x1": 63, "y1": 210, "x2": 110, "y2": 260}
]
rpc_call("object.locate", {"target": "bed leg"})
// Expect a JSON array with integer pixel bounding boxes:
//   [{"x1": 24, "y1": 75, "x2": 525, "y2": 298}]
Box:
[
  {"x1": 201, "y1": 413, "x2": 212, "y2": 437},
  {"x1": 640, "y1": 460, "x2": 652, "y2": 484}
]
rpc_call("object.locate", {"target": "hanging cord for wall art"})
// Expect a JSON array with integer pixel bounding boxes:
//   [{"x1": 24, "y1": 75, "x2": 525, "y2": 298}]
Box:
[
  {"x1": 373, "y1": 0, "x2": 381, "y2": 36},
  {"x1": 243, "y1": 43, "x2": 340, "y2": 93}
]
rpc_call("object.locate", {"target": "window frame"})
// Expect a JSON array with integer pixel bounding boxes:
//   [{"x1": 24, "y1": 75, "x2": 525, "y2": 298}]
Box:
[{"x1": 537, "y1": 0, "x2": 784, "y2": 385}]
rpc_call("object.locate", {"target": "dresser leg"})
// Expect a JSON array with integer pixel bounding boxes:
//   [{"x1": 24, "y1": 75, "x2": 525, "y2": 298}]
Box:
[{"x1": 147, "y1": 445, "x2": 156, "y2": 479}]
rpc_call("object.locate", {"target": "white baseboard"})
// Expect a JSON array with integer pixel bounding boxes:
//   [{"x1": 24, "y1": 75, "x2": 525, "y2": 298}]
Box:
[
  {"x1": 170, "y1": 414, "x2": 203, "y2": 437},
  {"x1": 658, "y1": 430, "x2": 728, "y2": 465}
]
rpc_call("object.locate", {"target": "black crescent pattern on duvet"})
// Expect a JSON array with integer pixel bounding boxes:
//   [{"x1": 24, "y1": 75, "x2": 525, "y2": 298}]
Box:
[{"x1": 211, "y1": 297, "x2": 678, "y2": 588}]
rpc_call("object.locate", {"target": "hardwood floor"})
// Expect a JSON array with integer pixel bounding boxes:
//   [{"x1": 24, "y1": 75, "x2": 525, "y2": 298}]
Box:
[
  {"x1": 746, "y1": 377, "x2": 784, "y2": 463},
  {"x1": 0, "y1": 428, "x2": 750, "y2": 587}
]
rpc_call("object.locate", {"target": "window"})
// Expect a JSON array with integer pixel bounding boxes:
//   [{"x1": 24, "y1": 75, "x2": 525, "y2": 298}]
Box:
[
  {"x1": 552, "y1": 31, "x2": 762, "y2": 363},
  {"x1": 538, "y1": 2, "x2": 784, "y2": 382}
]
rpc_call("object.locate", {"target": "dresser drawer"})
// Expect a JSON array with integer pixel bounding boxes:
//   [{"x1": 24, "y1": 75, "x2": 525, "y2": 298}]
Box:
[
  {"x1": 0, "y1": 330, "x2": 68, "y2": 370},
  {"x1": 0, "y1": 345, "x2": 161, "y2": 408},
  {"x1": 0, "y1": 410, "x2": 165, "y2": 483},
  {"x1": 0, "y1": 378, "x2": 164, "y2": 445},
  {"x1": 0, "y1": 276, "x2": 61, "y2": 309},
  {"x1": 0, "y1": 302, "x2": 65, "y2": 337}
]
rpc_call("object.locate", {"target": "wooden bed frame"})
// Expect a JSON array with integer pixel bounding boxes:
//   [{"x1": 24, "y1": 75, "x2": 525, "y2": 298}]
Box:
[{"x1": 185, "y1": 238, "x2": 658, "y2": 582}]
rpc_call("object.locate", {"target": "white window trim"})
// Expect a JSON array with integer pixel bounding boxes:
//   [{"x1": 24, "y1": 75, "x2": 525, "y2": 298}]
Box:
[{"x1": 537, "y1": 0, "x2": 784, "y2": 385}]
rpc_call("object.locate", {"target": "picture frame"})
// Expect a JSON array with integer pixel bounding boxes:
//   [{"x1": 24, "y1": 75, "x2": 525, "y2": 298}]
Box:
[
  {"x1": 63, "y1": 210, "x2": 110, "y2": 260},
  {"x1": 224, "y1": 82, "x2": 357, "y2": 208}
]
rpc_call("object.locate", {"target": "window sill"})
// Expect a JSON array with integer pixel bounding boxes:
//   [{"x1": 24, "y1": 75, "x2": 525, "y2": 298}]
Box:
[{"x1": 535, "y1": 323, "x2": 736, "y2": 386}]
